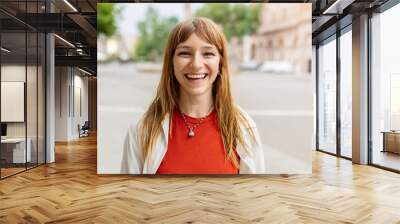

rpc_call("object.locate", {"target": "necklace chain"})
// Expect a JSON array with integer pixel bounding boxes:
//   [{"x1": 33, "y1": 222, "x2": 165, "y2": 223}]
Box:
[{"x1": 179, "y1": 106, "x2": 214, "y2": 137}]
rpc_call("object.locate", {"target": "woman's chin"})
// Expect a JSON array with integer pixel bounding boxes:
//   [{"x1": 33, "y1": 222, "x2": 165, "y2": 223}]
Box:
[{"x1": 182, "y1": 86, "x2": 211, "y2": 97}]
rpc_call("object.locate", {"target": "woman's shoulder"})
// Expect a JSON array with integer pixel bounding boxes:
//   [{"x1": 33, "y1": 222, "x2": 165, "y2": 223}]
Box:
[
  {"x1": 126, "y1": 112, "x2": 170, "y2": 137},
  {"x1": 126, "y1": 114, "x2": 145, "y2": 137}
]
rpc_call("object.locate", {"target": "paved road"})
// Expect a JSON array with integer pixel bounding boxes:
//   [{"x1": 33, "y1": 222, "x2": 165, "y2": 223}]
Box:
[{"x1": 98, "y1": 62, "x2": 314, "y2": 174}]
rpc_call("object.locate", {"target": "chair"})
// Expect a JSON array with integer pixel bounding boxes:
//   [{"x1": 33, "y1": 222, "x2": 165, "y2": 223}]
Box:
[{"x1": 79, "y1": 121, "x2": 90, "y2": 138}]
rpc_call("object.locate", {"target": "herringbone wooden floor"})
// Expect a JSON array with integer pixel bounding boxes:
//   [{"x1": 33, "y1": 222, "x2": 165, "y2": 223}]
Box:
[{"x1": 1, "y1": 134, "x2": 400, "y2": 224}]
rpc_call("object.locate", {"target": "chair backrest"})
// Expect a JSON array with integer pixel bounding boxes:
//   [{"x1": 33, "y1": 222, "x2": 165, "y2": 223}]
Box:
[{"x1": 82, "y1": 121, "x2": 90, "y2": 129}]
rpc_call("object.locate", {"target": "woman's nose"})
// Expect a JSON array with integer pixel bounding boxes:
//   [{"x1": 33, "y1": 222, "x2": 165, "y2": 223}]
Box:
[{"x1": 190, "y1": 53, "x2": 203, "y2": 69}]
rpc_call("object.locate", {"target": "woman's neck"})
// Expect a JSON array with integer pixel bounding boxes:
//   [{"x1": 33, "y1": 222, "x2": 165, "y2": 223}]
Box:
[{"x1": 178, "y1": 92, "x2": 214, "y2": 118}]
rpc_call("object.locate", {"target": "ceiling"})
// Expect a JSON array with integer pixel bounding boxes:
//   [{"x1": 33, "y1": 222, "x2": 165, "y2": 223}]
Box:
[
  {"x1": 0, "y1": 0, "x2": 97, "y2": 75},
  {"x1": 310, "y1": 0, "x2": 390, "y2": 43}
]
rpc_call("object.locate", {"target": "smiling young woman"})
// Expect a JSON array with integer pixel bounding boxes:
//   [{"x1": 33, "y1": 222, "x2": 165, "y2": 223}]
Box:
[{"x1": 121, "y1": 17, "x2": 265, "y2": 174}]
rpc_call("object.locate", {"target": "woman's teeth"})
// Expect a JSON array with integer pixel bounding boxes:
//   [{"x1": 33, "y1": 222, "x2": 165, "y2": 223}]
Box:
[{"x1": 185, "y1": 73, "x2": 207, "y2": 79}]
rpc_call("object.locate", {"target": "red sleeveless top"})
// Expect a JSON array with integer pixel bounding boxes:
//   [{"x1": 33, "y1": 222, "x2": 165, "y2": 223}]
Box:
[{"x1": 156, "y1": 108, "x2": 239, "y2": 174}]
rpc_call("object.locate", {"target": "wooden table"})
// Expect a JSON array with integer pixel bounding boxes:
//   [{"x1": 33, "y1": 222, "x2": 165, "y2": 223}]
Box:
[
  {"x1": 1, "y1": 138, "x2": 32, "y2": 163},
  {"x1": 381, "y1": 131, "x2": 400, "y2": 154}
]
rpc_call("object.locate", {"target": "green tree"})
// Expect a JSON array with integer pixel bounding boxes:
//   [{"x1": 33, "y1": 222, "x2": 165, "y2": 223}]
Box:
[
  {"x1": 134, "y1": 7, "x2": 178, "y2": 61},
  {"x1": 195, "y1": 3, "x2": 261, "y2": 41},
  {"x1": 97, "y1": 3, "x2": 120, "y2": 37}
]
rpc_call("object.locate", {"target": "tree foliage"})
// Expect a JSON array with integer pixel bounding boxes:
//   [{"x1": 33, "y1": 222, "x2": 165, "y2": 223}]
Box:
[
  {"x1": 195, "y1": 3, "x2": 262, "y2": 41},
  {"x1": 134, "y1": 7, "x2": 178, "y2": 61},
  {"x1": 97, "y1": 3, "x2": 120, "y2": 37}
]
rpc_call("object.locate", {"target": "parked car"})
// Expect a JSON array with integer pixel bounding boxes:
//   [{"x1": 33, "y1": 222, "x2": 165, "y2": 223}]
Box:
[
  {"x1": 258, "y1": 61, "x2": 294, "y2": 74},
  {"x1": 238, "y1": 60, "x2": 261, "y2": 71}
]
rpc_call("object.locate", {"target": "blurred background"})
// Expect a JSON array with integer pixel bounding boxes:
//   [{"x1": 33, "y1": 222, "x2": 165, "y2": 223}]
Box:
[
  {"x1": 97, "y1": 3, "x2": 313, "y2": 174},
  {"x1": 97, "y1": 3, "x2": 311, "y2": 75}
]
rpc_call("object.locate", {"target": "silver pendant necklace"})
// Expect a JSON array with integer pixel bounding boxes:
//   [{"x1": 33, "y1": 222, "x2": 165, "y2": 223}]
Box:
[
  {"x1": 188, "y1": 128, "x2": 195, "y2": 137},
  {"x1": 179, "y1": 106, "x2": 214, "y2": 137}
]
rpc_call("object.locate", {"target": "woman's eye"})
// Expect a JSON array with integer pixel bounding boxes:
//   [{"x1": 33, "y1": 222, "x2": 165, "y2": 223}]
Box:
[
  {"x1": 178, "y1": 52, "x2": 191, "y2": 56},
  {"x1": 204, "y1": 52, "x2": 216, "y2": 57}
]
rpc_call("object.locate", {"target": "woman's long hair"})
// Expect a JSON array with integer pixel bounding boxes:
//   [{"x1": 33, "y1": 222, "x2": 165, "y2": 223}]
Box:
[{"x1": 138, "y1": 17, "x2": 255, "y2": 168}]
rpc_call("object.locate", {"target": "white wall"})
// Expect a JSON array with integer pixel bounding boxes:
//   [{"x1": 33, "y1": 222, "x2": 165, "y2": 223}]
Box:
[
  {"x1": 55, "y1": 66, "x2": 69, "y2": 141},
  {"x1": 1, "y1": 66, "x2": 26, "y2": 129},
  {"x1": 55, "y1": 67, "x2": 89, "y2": 141},
  {"x1": 72, "y1": 72, "x2": 89, "y2": 138},
  {"x1": 1, "y1": 64, "x2": 46, "y2": 163},
  {"x1": 1, "y1": 65, "x2": 38, "y2": 137},
  {"x1": 1, "y1": 82, "x2": 25, "y2": 122}
]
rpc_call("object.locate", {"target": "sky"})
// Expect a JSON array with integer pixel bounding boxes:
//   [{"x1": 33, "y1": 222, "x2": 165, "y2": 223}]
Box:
[{"x1": 116, "y1": 3, "x2": 204, "y2": 37}]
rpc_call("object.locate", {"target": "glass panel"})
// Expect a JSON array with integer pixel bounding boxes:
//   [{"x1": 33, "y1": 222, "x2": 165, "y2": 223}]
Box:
[
  {"x1": 340, "y1": 29, "x2": 352, "y2": 158},
  {"x1": 0, "y1": 1, "x2": 46, "y2": 178},
  {"x1": 371, "y1": 4, "x2": 400, "y2": 171},
  {"x1": 318, "y1": 37, "x2": 337, "y2": 154},
  {"x1": 34, "y1": 1, "x2": 46, "y2": 166},
  {"x1": 390, "y1": 75, "x2": 400, "y2": 130},
  {"x1": 1, "y1": 29, "x2": 27, "y2": 177},
  {"x1": 38, "y1": 32, "x2": 45, "y2": 165},
  {"x1": 26, "y1": 0, "x2": 39, "y2": 169},
  {"x1": 27, "y1": 30, "x2": 38, "y2": 169}
]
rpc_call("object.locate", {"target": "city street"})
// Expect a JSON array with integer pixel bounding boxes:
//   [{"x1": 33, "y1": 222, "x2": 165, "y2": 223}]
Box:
[{"x1": 98, "y1": 62, "x2": 314, "y2": 174}]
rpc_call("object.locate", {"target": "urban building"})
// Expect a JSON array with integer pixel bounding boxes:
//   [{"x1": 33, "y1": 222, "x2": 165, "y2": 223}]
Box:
[{"x1": 250, "y1": 3, "x2": 312, "y2": 74}]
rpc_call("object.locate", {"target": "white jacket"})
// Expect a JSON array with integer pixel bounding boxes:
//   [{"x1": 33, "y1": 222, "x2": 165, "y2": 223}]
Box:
[{"x1": 121, "y1": 107, "x2": 265, "y2": 174}]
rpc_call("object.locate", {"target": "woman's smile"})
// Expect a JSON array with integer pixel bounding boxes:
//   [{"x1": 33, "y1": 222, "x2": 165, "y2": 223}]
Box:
[
  {"x1": 184, "y1": 73, "x2": 208, "y2": 79},
  {"x1": 184, "y1": 72, "x2": 209, "y2": 86}
]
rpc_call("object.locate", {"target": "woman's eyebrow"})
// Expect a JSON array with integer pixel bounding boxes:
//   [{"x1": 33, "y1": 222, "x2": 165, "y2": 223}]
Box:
[
  {"x1": 202, "y1": 46, "x2": 216, "y2": 50},
  {"x1": 176, "y1": 45, "x2": 191, "y2": 50},
  {"x1": 176, "y1": 45, "x2": 217, "y2": 50}
]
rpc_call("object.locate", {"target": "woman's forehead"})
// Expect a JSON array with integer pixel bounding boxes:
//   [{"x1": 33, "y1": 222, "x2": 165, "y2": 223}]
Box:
[{"x1": 176, "y1": 33, "x2": 218, "y2": 50}]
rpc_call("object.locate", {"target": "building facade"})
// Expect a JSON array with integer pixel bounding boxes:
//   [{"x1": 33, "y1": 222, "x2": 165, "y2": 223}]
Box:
[{"x1": 249, "y1": 4, "x2": 312, "y2": 74}]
